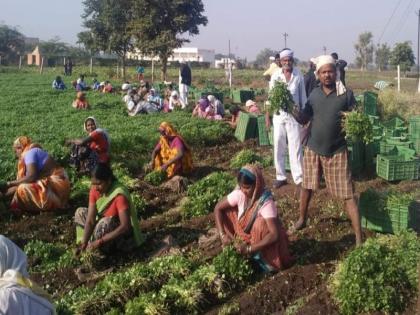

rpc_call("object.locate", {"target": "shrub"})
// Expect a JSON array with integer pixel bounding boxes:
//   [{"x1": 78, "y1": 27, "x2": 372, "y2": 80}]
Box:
[
  {"x1": 329, "y1": 231, "x2": 420, "y2": 315},
  {"x1": 230, "y1": 149, "x2": 262, "y2": 169},
  {"x1": 378, "y1": 89, "x2": 420, "y2": 120}
]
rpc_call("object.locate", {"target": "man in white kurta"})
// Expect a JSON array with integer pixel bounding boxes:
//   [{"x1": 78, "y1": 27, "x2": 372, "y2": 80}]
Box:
[{"x1": 268, "y1": 49, "x2": 307, "y2": 188}]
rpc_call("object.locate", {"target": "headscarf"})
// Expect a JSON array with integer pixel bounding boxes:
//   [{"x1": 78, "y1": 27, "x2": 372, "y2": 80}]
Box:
[
  {"x1": 13, "y1": 137, "x2": 41, "y2": 179},
  {"x1": 0, "y1": 235, "x2": 55, "y2": 306},
  {"x1": 83, "y1": 116, "x2": 98, "y2": 133},
  {"x1": 83, "y1": 117, "x2": 110, "y2": 146},
  {"x1": 207, "y1": 95, "x2": 216, "y2": 104},
  {"x1": 238, "y1": 165, "x2": 267, "y2": 213},
  {"x1": 171, "y1": 91, "x2": 178, "y2": 97},
  {"x1": 280, "y1": 49, "x2": 293, "y2": 60},
  {"x1": 76, "y1": 92, "x2": 86, "y2": 101},
  {"x1": 198, "y1": 98, "x2": 209, "y2": 111},
  {"x1": 313, "y1": 55, "x2": 346, "y2": 96}
]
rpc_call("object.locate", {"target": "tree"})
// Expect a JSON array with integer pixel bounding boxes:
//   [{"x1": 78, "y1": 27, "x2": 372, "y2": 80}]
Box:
[
  {"x1": 390, "y1": 41, "x2": 415, "y2": 72},
  {"x1": 132, "y1": 0, "x2": 208, "y2": 80},
  {"x1": 77, "y1": 31, "x2": 100, "y2": 56},
  {"x1": 80, "y1": 0, "x2": 134, "y2": 79},
  {"x1": 0, "y1": 24, "x2": 24, "y2": 64},
  {"x1": 354, "y1": 32, "x2": 374, "y2": 71},
  {"x1": 375, "y1": 43, "x2": 391, "y2": 71},
  {"x1": 39, "y1": 37, "x2": 69, "y2": 57},
  {"x1": 254, "y1": 48, "x2": 277, "y2": 68}
]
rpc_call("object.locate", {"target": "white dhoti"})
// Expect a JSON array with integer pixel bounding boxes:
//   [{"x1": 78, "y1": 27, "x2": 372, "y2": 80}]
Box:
[
  {"x1": 179, "y1": 83, "x2": 189, "y2": 107},
  {"x1": 273, "y1": 111, "x2": 303, "y2": 185}
]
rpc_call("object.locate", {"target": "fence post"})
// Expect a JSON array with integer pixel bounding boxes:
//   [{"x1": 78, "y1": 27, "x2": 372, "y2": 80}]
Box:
[
  {"x1": 116, "y1": 61, "x2": 119, "y2": 79},
  {"x1": 40, "y1": 57, "x2": 44, "y2": 74},
  {"x1": 19, "y1": 56, "x2": 22, "y2": 69},
  {"x1": 397, "y1": 65, "x2": 401, "y2": 92},
  {"x1": 151, "y1": 58, "x2": 154, "y2": 83}
]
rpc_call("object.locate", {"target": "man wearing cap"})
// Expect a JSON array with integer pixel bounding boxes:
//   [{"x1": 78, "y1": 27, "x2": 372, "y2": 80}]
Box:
[
  {"x1": 263, "y1": 53, "x2": 280, "y2": 83},
  {"x1": 289, "y1": 55, "x2": 362, "y2": 246},
  {"x1": 179, "y1": 60, "x2": 191, "y2": 106},
  {"x1": 267, "y1": 48, "x2": 307, "y2": 189}
]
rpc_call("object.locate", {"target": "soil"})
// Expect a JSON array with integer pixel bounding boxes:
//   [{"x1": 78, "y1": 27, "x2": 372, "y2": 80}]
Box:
[{"x1": 2, "y1": 138, "x2": 420, "y2": 314}]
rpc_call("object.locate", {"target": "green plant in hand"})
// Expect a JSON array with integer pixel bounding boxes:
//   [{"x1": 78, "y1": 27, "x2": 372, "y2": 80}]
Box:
[
  {"x1": 268, "y1": 81, "x2": 294, "y2": 114},
  {"x1": 230, "y1": 149, "x2": 262, "y2": 169},
  {"x1": 144, "y1": 170, "x2": 167, "y2": 186},
  {"x1": 342, "y1": 110, "x2": 373, "y2": 144}
]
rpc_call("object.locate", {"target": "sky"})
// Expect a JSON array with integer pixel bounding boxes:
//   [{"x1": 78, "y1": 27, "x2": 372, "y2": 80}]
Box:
[{"x1": 1, "y1": 0, "x2": 420, "y2": 63}]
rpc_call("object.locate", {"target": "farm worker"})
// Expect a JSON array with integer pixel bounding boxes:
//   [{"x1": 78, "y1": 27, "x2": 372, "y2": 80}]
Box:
[
  {"x1": 0, "y1": 235, "x2": 55, "y2": 315},
  {"x1": 136, "y1": 65, "x2": 145, "y2": 82},
  {"x1": 208, "y1": 95, "x2": 225, "y2": 117},
  {"x1": 52, "y1": 76, "x2": 66, "y2": 90},
  {"x1": 92, "y1": 78, "x2": 101, "y2": 91},
  {"x1": 245, "y1": 100, "x2": 261, "y2": 115},
  {"x1": 179, "y1": 60, "x2": 191, "y2": 107},
  {"x1": 192, "y1": 97, "x2": 210, "y2": 118},
  {"x1": 214, "y1": 165, "x2": 294, "y2": 272},
  {"x1": 263, "y1": 53, "x2": 280, "y2": 82},
  {"x1": 72, "y1": 92, "x2": 89, "y2": 109},
  {"x1": 168, "y1": 90, "x2": 185, "y2": 111},
  {"x1": 228, "y1": 105, "x2": 241, "y2": 129},
  {"x1": 66, "y1": 117, "x2": 110, "y2": 173},
  {"x1": 76, "y1": 74, "x2": 87, "y2": 91},
  {"x1": 304, "y1": 58, "x2": 318, "y2": 97},
  {"x1": 266, "y1": 48, "x2": 307, "y2": 189},
  {"x1": 102, "y1": 81, "x2": 113, "y2": 93},
  {"x1": 150, "y1": 122, "x2": 193, "y2": 178},
  {"x1": 74, "y1": 163, "x2": 144, "y2": 253},
  {"x1": 288, "y1": 55, "x2": 362, "y2": 246},
  {"x1": 4, "y1": 136, "x2": 70, "y2": 214},
  {"x1": 146, "y1": 88, "x2": 163, "y2": 111},
  {"x1": 331, "y1": 52, "x2": 347, "y2": 86}
]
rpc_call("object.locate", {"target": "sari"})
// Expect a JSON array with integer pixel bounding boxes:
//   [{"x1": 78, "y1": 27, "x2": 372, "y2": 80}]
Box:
[
  {"x1": 221, "y1": 165, "x2": 293, "y2": 271},
  {"x1": 0, "y1": 235, "x2": 55, "y2": 315},
  {"x1": 154, "y1": 122, "x2": 193, "y2": 178},
  {"x1": 72, "y1": 92, "x2": 89, "y2": 109},
  {"x1": 11, "y1": 137, "x2": 70, "y2": 213}
]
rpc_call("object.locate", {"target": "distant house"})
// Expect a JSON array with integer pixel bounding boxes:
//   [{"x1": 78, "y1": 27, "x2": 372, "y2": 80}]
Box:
[
  {"x1": 215, "y1": 58, "x2": 237, "y2": 69},
  {"x1": 127, "y1": 47, "x2": 215, "y2": 66},
  {"x1": 27, "y1": 46, "x2": 43, "y2": 66}
]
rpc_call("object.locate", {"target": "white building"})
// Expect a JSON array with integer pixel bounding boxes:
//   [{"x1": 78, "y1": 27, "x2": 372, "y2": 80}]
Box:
[
  {"x1": 215, "y1": 58, "x2": 237, "y2": 69},
  {"x1": 127, "y1": 47, "x2": 215, "y2": 66}
]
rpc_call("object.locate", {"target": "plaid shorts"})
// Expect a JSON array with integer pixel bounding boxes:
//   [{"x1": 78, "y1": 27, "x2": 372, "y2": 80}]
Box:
[{"x1": 302, "y1": 147, "x2": 354, "y2": 199}]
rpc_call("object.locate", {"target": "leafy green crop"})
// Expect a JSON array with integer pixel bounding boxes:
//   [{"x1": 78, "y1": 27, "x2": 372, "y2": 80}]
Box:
[
  {"x1": 329, "y1": 231, "x2": 420, "y2": 315},
  {"x1": 342, "y1": 110, "x2": 374, "y2": 144},
  {"x1": 230, "y1": 149, "x2": 262, "y2": 169},
  {"x1": 125, "y1": 292, "x2": 168, "y2": 315},
  {"x1": 182, "y1": 172, "x2": 236, "y2": 218},
  {"x1": 268, "y1": 81, "x2": 294, "y2": 114},
  {"x1": 144, "y1": 170, "x2": 167, "y2": 186},
  {"x1": 213, "y1": 246, "x2": 253, "y2": 289}
]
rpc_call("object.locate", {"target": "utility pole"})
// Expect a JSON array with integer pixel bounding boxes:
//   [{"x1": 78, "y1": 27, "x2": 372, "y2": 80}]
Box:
[
  {"x1": 323, "y1": 46, "x2": 327, "y2": 55},
  {"x1": 283, "y1": 33, "x2": 289, "y2": 48},
  {"x1": 417, "y1": 9, "x2": 420, "y2": 92}
]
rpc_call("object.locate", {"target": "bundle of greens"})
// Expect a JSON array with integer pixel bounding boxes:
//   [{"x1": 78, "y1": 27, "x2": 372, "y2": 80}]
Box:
[
  {"x1": 144, "y1": 170, "x2": 167, "y2": 186},
  {"x1": 342, "y1": 110, "x2": 374, "y2": 144},
  {"x1": 267, "y1": 81, "x2": 294, "y2": 114}
]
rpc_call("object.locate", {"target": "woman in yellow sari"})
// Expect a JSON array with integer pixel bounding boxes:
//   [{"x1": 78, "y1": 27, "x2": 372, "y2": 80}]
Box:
[
  {"x1": 5, "y1": 136, "x2": 70, "y2": 214},
  {"x1": 150, "y1": 122, "x2": 193, "y2": 178}
]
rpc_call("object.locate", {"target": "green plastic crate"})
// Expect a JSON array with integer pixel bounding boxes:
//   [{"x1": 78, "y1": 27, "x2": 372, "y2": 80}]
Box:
[
  {"x1": 365, "y1": 136, "x2": 382, "y2": 169},
  {"x1": 256, "y1": 115, "x2": 270, "y2": 146},
  {"x1": 379, "y1": 137, "x2": 413, "y2": 154},
  {"x1": 360, "y1": 196, "x2": 420, "y2": 234},
  {"x1": 347, "y1": 140, "x2": 364, "y2": 175},
  {"x1": 409, "y1": 116, "x2": 420, "y2": 139},
  {"x1": 363, "y1": 91, "x2": 378, "y2": 116},
  {"x1": 268, "y1": 127, "x2": 273, "y2": 146},
  {"x1": 368, "y1": 115, "x2": 381, "y2": 126},
  {"x1": 372, "y1": 125, "x2": 383, "y2": 137},
  {"x1": 231, "y1": 89, "x2": 255, "y2": 104},
  {"x1": 234, "y1": 112, "x2": 257, "y2": 142},
  {"x1": 411, "y1": 138, "x2": 420, "y2": 154},
  {"x1": 376, "y1": 153, "x2": 420, "y2": 181}
]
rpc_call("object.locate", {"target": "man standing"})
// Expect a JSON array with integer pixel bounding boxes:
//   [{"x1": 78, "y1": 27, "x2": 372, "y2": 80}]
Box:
[
  {"x1": 304, "y1": 58, "x2": 318, "y2": 97},
  {"x1": 179, "y1": 60, "x2": 191, "y2": 107},
  {"x1": 267, "y1": 48, "x2": 307, "y2": 189},
  {"x1": 331, "y1": 52, "x2": 347, "y2": 86},
  {"x1": 289, "y1": 55, "x2": 362, "y2": 246},
  {"x1": 263, "y1": 53, "x2": 280, "y2": 83}
]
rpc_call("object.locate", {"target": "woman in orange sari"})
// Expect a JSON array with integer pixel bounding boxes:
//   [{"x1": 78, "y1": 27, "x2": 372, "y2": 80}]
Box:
[
  {"x1": 214, "y1": 165, "x2": 294, "y2": 272},
  {"x1": 150, "y1": 122, "x2": 193, "y2": 178},
  {"x1": 5, "y1": 137, "x2": 70, "y2": 214}
]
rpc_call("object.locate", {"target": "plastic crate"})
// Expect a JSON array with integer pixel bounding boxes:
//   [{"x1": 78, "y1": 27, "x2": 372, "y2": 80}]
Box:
[
  {"x1": 409, "y1": 116, "x2": 420, "y2": 139},
  {"x1": 376, "y1": 153, "x2": 420, "y2": 181},
  {"x1": 256, "y1": 115, "x2": 270, "y2": 146},
  {"x1": 231, "y1": 89, "x2": 255, "y2": 104},
  {"x1": 365, "y1": 136, "x2": 382, "y2": 169},
  {"x1": 234, "y1": 112, "x2": 257, "y2": 142},
  {"x1": 412, "y1": 138, "x2": 420, "y2": 154},
  {"x1": 268, "y1": 127, "x2": 273, "y2": 145},
  {"x1": 360, "y1": 191, "x2": 420, "y2": 234},
  {"x1": 372, "y1": 125, "x2": 383, "y2": 137},
  {"x1": 363, "y1": 91, "x2": 378, "y2": 116},
  {"x1": 347, "y1": 140, "x2": 364, "y2": 175},
  {"x1": 379, "y1": 137, "x2": 413, "y2": 154},
  {"x1": 368, "y1": 115, "x2": 381, "y2": 126}
]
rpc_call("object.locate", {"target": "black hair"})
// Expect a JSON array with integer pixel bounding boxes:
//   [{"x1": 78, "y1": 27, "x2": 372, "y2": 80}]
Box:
[
  {"x1": 91, "y1": 163, "x2": 115, "y2": 182},
  {"x1": 230, "y1": 105, "x2": 240, "y2": 115},
  {"x1": 331, "y1": 52, "x2": 338, "y2": 59},
  {"x1": 237, "y1": 170, "x2": 256, "y2": 186}
]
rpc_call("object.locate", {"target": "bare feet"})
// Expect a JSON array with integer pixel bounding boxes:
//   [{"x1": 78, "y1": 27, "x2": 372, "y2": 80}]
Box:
[{"x1": 287, "y1": 219, "x2": 306, "y2": 236}]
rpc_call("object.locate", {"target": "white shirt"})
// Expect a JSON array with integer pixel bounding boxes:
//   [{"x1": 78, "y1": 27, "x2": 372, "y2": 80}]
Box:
[
  {"x1": 269, "y1": 67, "x2": 307, "y2": 110},
  {"x1": 0, "y1": 285, "x2": 54, "y2": 315}
]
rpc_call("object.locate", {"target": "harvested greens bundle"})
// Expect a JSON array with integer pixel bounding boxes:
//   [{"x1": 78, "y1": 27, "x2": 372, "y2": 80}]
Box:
[
  {"x1": 342, "y1": 110, "x2": 373, "y2": 144},
  {"x1": 267, "y1": 81, "x2": 294, "y2": 114}
]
